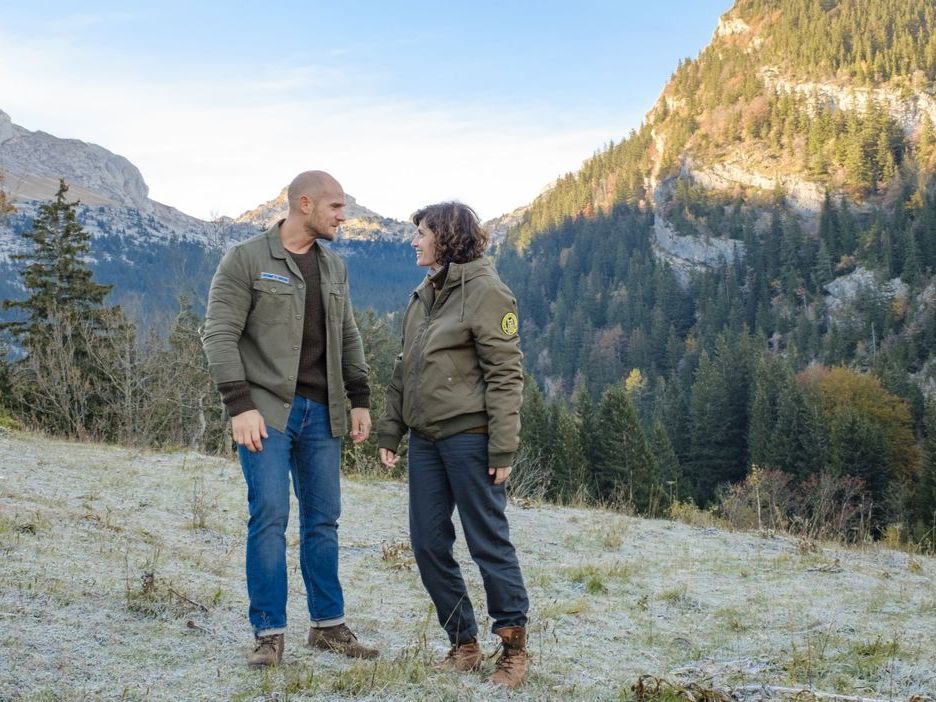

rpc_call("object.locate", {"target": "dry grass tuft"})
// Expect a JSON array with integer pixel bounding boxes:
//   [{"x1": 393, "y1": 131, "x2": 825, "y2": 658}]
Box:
[
  {"x1": 669, "y1": 500, "x2": 726, "y2": 529},
  {"x1": 328, "y1": 646, "x2": 432, "y2": 695},
  {"x1": 628, "y1": 674, "x2": 733, "y2": 701},
  {"x1": 381, "y1": 539, "x2": 415, "y2": 571},
  {"x1": 562, "y1": 561, "x2": 632, "y2": 595}
]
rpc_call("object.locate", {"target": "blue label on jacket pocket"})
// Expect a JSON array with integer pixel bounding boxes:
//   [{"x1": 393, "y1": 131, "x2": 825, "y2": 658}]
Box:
[{"x1": 259, "y1": 272, "x2": 290, "y2": 284}]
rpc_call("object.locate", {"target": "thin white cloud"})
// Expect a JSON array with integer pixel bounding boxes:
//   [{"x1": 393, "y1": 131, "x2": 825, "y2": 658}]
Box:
[{"x1": 0, "y1": 29, "x2": 632, "y2": 222}]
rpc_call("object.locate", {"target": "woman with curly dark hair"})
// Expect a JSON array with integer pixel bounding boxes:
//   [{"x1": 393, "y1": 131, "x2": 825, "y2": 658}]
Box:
[{"x1": 377, "y1": 201, "x2": 529, "y2": 689}]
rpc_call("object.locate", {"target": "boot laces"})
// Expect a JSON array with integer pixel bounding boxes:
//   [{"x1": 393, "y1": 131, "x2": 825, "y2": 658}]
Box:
[
  {"x1": 254, "y1": 635, "x2": 279, "y2": 653},
  {"x1": 333, "y1": 624, "x2": 357, "y2": 643},
  {"x1": 495, "y1": 646, "x2": 520, "y2": 672}
]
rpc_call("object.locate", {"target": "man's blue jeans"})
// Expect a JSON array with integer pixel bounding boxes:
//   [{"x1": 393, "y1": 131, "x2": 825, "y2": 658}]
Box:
[{"x1": 238, "y1": 396, "x2": 344, "y2": 636}]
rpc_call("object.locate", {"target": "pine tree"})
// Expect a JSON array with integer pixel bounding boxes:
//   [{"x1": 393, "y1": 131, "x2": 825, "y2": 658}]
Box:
[
  {"x1": 0, "y1": 180, "x2": 123, "y2": 438},
  {"x1": 0, "y1": 170, "x2": 15, "y2": 218},
  {"x1": 748, "y1": 356, "x2": 783, "y2": 470},
  {"x1": 827, "y1": 406, "x2": 890, "y2": 506},
  {"x1": 687, "y1": 334, "x2": 754, "y2": 505},
  {"x1": 813, "y1": 240, "x2": 834, "y2": 288},
  {"x1": 914, "y1": 401, "x2": 936, "y2": 548},
  {"x1": 875, "y1": 127, "x2": 898, "y2": 188},
  {"x1": 573, "y1": 384, "x2": 601, "y2": 493},
  {"x1": 593, "y1": 382, "x2": 657, "y2": 512},
  {"x1": 519, "y1": 376, "x2": 550, "y2": 463},
  {"x1": 918, "y1": 114, "x2": 935, "y2": 170},
  {"x1": 545, "y1": 401, "x2": 589, "y2": 503},
  {"x1": 2, "y1": 179, "x2": 112, "y2": 351},
  {"x1": 818, "y1": 194, "x2": 840, "y2": 260},
  {"x1": 772, "y1": 370, "x2": 824, "y2": 481},
  {"x1": 649, "y1": 419, "x2": 682, "y2": 505}
]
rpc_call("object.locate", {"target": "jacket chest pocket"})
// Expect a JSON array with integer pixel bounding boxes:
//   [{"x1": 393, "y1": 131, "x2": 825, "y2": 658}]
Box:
[
  {"x1": 326, "y1": 284, "x2": 347, "y2": 326},
  {"x1": 251, "y1": 281, "x2": 294, "y2": 325}
]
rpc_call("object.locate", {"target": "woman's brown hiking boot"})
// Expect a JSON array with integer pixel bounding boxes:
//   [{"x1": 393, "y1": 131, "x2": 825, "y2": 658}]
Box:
[
  {"x1": 434, "y1": 638, "x2": 482, "y2": 671},
  {"x1": 488, "y1": 626, "x2": 528, "y2": 689}
]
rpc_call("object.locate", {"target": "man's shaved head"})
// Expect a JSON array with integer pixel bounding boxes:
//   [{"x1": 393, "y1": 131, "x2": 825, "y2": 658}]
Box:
[{"x1": 287, "y1": 170, "x2": 341, "y2": 212}]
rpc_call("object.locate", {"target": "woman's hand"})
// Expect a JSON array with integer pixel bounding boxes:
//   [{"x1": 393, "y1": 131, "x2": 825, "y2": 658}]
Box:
[
  {"x1": 379, "y1": 448, "x2": 399, "y2": 469},
  {"x1": 489, "y1": 466, "x2": 512, "y2": 485}
]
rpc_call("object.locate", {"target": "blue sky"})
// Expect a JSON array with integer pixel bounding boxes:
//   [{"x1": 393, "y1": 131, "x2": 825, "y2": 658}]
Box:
[{"x1": 0, "y1": 1, "x2": 730, "y2": 221}]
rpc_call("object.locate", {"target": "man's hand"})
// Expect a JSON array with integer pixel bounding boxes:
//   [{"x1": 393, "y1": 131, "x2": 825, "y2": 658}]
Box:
[
  {"x1": 489, "y1": 466, "x2": 512, "y2": 485},
  {"x1": 379, "y1": 448, "x2": 399, "y2": 469},
  {"x1": 232, "y1": 410, "x2": 268, "y2": 452},
  {"x1": 350, "y1": 407, "x2": 371, "y2": 444}
]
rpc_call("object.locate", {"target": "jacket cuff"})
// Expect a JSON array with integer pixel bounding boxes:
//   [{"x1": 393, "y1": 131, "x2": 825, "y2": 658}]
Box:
[
  {"x1": 348, "y1": 392, "x2": 371, "y2": 410},
  {"x1": 378, "y1": 432, "x2": 403, "y2": 452},
  {"x1": 217, "y1": 381, "x2": 256, "y2": 417},
  {"x1": 489, "y1": 451, "x2": 515, "y2": 468}
]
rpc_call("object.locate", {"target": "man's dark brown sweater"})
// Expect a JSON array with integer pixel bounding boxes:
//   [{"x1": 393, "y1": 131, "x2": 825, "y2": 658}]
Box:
[{"x1": 218, "y1": 243, "x2": 369, "y2": 416}]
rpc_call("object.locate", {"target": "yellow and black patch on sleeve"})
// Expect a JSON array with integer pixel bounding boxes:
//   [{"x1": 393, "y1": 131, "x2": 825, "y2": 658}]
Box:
[{"x1": 500, "y1": 312, "x2": 519, "y2": 336}]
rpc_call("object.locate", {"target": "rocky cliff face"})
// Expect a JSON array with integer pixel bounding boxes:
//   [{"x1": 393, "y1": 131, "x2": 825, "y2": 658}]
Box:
[
  {"x1": 823, "y1": 266, "x2": 909, "y2": 315},
  {"x1": 683, "y1": 157, "x2": 827, "y2": 217},
  {"x1": 0, "y1": 110, "x2": 149, "y2": 209},
  {"x1": 760, "y1": 67, "x2": 936, "y2": 137},
  {"x1": 484, "y1": 204, "x2": 531, "y2": 246},
  {"x1": 652, "y1": 215, "x2": 744, "y2": 283}
]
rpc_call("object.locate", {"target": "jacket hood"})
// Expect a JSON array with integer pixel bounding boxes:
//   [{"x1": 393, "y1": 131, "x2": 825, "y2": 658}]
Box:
[
  {"x1": 414, "y1": 257, "x2": 497, "y2": 297},
  {"x1": 414, "y1": 258, "x2": 497, "y2": 322},
  {"x1": 442, "y1": 257, "x2": 496, "y2": 289}
]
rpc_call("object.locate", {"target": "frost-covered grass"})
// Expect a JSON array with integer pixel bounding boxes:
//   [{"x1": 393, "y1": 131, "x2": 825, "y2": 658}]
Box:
[{"x1": 1, "y1": 430, "x2": 934, "y2": 701}]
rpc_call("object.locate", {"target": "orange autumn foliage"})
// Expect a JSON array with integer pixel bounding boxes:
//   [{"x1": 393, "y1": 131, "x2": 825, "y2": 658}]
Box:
[{"x1": 798, "y1": 365, "x2": 919, "y2": 483}]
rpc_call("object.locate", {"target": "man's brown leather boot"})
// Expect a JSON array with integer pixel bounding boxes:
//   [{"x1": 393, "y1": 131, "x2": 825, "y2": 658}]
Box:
[
  {"x1": 247, "y1": 633, "x2": 284, "y2": 667},
  {"x1": 434, "y1": 637, "x2": 482, "y2": 671},
  {"x1": 307, "y1": 623, "x2": 378, "y2": 659}
]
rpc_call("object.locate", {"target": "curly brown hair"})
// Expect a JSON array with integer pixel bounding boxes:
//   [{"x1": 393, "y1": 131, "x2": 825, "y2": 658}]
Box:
[{"x1": 411, "y1": 202, "x2": 489, "y2": 266}]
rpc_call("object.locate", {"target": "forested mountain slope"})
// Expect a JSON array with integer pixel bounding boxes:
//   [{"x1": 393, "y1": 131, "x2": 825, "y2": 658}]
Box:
[{"x1": 497, "y1": 0, "x2": 936, "y2": 543}]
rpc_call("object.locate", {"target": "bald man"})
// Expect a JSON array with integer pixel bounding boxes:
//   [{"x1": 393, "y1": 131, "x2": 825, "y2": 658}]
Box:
[{"x1": 203, "y1": 170, "x2": 377, "y2": 666}]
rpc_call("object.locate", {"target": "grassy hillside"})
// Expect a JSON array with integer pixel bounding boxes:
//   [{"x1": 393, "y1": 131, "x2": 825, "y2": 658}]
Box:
[{"x1": 1, "y1": 430, "x2": 933, "y2": 701}]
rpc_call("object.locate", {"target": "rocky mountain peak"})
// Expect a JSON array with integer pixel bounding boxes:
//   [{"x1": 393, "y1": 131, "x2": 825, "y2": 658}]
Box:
[
  {"x1": 235, "y1": 186, "x2": 413, "y2": 242},
  {"x1": 715, "y1": 14, "x2": 751, "y2": 39},
  {"x1": 0, "y1": 110, "x2": 17, "y2": 144},
  {"x1": 235, "y1": 187, "x2": 385, "y2": 226},
  {"x1": 0, "y1": 111, "x2": 149, "y2": 209}
]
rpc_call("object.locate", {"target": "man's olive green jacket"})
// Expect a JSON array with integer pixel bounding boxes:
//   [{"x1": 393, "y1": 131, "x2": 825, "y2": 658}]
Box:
[
  {"x1": 377, "y1": 258, "x2": 523, "y2": 467},
  {"x1": 202, "y1": 223, "x2": 369, "y2": 437}
]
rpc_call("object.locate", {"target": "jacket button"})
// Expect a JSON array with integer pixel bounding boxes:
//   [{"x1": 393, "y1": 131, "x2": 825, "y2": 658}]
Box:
[
  {"x1": 298, "y1": 283, "x2": 305, "y2": 289},
  {"x1": 292, "y1": 345, "x2": 299, "y2": 350},
  {"x1": 270, "y1": 287, "x2": 277, "y2": 292},
  {"x1": 295, "y1": 314, "x2": 301, "y2": 320},
  {"x1": 283, "y1": 402, "x2": 290, "y2": 408},
  {"x1": 288, "y1": 375, "x2": 295, "y2": 380}
]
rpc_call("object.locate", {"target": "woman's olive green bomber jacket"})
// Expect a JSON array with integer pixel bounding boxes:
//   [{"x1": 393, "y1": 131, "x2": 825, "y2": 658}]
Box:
[
  {"x1": 201, "y1": 223, "x2": 369, "y2": 437},
  {"x1": 377, "y1": 257, "x2": 524, "y2": 467}
]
